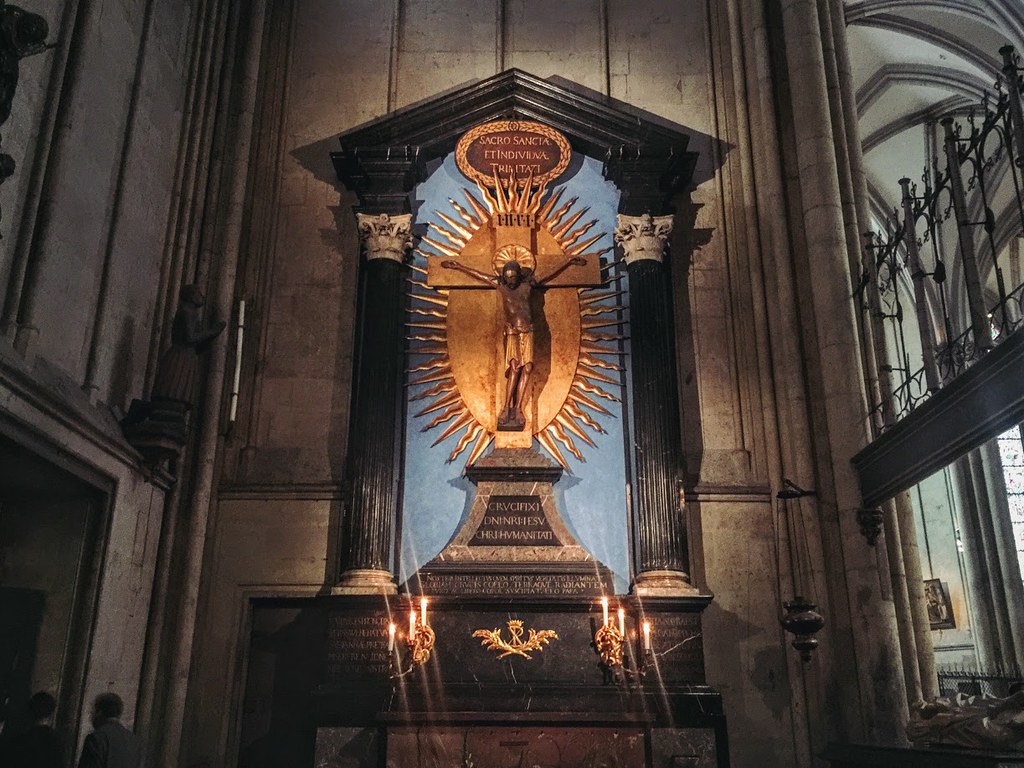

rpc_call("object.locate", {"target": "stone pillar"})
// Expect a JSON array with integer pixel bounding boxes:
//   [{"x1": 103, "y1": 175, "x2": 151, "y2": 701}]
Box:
[
  {"x1": 956, "y1": 443, "x2": 1024, "y2": 671},
  {"x1": 614, "y1": 212, "x2": 696, "y2": 595},
  {"x1": 334, "y1": 212, "x2": 412, "y2": 594},
  {"x1": 780, "y1": 0, "x2": 909, "y2": 742}
]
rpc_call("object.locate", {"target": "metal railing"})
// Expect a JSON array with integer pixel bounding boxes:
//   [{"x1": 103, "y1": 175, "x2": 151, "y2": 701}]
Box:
[
  {"x1": 937, "y1": 664, "x2": 1023, "y2": 698},
  {"x1": 859, "y1": 45, "x2": 1024, "y2": 433}
]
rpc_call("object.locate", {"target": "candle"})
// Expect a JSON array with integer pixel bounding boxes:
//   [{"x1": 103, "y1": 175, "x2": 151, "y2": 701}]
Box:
[
  {"x1": 388, "y1": 623, "x2": 396, "y2": 652},
  {"x1": 642, "y1": 620, "x2": 652, "y2": 652},
  {"x1": 409, "y1": 609, "x2": 417, "y2": 637},
  {"x1": 618, "y1": 607, "x2": 625, "y2": 636},
  {"x1": 601, "y1": 596, "x2": 609, "y2": 627},
  {"x1": 420, "y1": 596, "x2": 428, "y2": 627}
]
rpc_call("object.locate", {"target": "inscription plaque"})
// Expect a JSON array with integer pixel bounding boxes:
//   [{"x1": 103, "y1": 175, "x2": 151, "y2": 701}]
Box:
[
  {"x1": 417, "y1": 570, "x2": 609, "y2": 596},
  {"x1": 455, "y1": 120, "x2": 571, "y2": 188},
  {"x1": 649, "y1": 612, "x2": 705, "y2": 683},
  {"x1": 469, "y1": 495, "x2": 558, "y2": 546},
  {"x1": 325, "y1": 613, "x2": 390, "y2": 681}
]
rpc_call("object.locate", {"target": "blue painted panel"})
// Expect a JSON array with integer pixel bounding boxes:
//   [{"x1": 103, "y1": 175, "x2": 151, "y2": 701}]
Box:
[{"x1": 400, "y1": 154, "x2": 630, "y2": 593}]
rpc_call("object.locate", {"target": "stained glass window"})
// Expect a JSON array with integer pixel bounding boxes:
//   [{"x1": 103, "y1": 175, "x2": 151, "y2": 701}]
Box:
[{"x1": 997, "y1": 425, "x2": 1024, "y2": 583}]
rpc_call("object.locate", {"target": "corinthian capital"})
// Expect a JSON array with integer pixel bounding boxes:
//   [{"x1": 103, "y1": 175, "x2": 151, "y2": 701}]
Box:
[
  {"x1": 356, "y1": 212, "x2": 413, "y2": 263},
  {"x1": 613, "y1": 213, "x2": 673, "y2": 265}
]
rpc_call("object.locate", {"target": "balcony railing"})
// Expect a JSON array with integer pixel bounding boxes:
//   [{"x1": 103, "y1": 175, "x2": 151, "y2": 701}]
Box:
[{"x1": 859, "y1": 45, "x2": 1024, "y2": 434}]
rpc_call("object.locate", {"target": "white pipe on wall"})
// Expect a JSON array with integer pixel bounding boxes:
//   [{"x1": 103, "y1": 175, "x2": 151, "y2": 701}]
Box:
[{"x1": 228, "y1": 299, "x2": 245, "y2": 425}]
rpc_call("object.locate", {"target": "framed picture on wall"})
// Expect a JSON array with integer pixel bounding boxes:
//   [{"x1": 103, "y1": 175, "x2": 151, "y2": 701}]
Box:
[{"x1": 924, "y1": 578, "x2": 956, "y2": 630}]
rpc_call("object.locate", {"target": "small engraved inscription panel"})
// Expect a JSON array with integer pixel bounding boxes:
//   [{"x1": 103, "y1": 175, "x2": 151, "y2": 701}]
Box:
[
  {"x1": 455, "y1": 121, "x2": 571, "y2": 188},
  {"x1": 418, "y1": 570, "x2": 607, "y2": 596},
  {"x1": 650, "y1": 612, "x2": 705, "y2": 683},
  {"x1": 470, "y1": 495, "x2": 558, "y2": 546},
  {"x1": 464, "y1": 131, "x2": 563, "y2": 178},
  {"x1": 325, "y1": 613, "x2": 390, "y2": 681}
]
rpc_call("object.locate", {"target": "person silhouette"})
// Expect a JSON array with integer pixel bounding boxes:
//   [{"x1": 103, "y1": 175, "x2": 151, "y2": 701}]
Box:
[
  {"x1": 76, "y1": 693, "x2": 142, "y2": 768},
  {"x1": 1, "y1": 691, "x2": 63, "y2": 768}
]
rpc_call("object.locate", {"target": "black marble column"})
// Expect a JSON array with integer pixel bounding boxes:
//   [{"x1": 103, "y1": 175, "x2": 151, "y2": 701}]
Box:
[
  {"x1": 332, "y1": 148, "x2": 421, "y2": 593},
  {"x1": 606, "y1": 153, "x2": 696, "y2": 595},
  {"x1": 626, "y1": 255, "x2": 689, "y2": 578},
  {"x1": 336, "y1": 252, "x2": 404, "y2": 590}
]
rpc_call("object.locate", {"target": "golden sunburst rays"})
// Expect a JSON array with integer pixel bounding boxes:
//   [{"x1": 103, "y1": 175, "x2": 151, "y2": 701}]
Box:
[
  {"x1": 407, "y1": 194, "x2": 492, "y2": 466},
  {"x1": 411, "y1": 175, "x2": 627, "y2": 471},
  {"x1": 534, "y1": 169, "x2": 624, "y2": 470},
  {"x1": 406, "y1": 292, "x2": 476, "y2": 462},
  {"x1": 538, "y1": 282, "x2": 625, "y2": 471}
]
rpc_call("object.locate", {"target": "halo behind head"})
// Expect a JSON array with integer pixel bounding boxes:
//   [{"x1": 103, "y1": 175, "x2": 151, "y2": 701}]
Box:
[{"x1": 493, "y1": 244, "x2": 535, "y2": 275}]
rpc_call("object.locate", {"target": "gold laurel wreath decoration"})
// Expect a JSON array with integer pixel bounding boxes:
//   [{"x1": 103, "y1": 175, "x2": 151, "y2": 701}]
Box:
[{"x1": 473, "y1": 619, "x2": 559, "y2": 660}]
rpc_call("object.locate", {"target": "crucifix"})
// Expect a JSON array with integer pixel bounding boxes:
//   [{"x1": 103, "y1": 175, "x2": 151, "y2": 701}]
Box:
[
  {"x1": 441, "y1": 248, "x2": 586, "y2": 430},
  {"x1": 425, "y1": 178, "x2": 602, "y2": 448}
]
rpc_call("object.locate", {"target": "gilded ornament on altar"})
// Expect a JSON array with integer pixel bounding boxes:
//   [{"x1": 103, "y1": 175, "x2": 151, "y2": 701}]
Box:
[
  {"x1": 594, "y1": 623, "x2": 625, "y2": 667},
  {"x1": 409, "y1": 121, "x2": 626, "y2": 469},
  {"x1": 473, "y1": 619, "x2": 559, "y2": 660},
  {"x1": 356, "y1": 212, "x2": 413, "y2": 262},
  {"x1": 409, "y1": 621, "x2": 436, "y2": 666},
  {"x1": 390, "y1": 619, "x2": 436, "y2": 678}
]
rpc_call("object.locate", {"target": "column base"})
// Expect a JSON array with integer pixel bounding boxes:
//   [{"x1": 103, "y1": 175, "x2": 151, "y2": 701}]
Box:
[
  {"x1": 331, "y1": 568, "x2": 397, "y2": 595},
  {"x1": 631, "y1": 569, "x2": 704, "y2": 597}
]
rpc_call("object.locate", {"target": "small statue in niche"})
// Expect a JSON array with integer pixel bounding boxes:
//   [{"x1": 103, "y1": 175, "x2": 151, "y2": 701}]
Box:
[
  {"x1": 441, "y1": 246, "x2": 584, "y2": 431},
  {"x1": 122, "y1": 285, "x2": 225, "y2": 469},
  {"x1": 0, "y1": 2, "x2": 49, "y2": 128},
  {"x1": 151, "y1": 284, "x2": 226, "y2": 408},
  {"x1": 0, "y1": 2, "x2": 49, "y2": 223}
]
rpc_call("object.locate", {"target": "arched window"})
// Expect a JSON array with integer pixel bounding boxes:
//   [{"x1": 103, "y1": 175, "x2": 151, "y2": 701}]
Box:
[{"x1": 997, "y1": 425, "x2": 1024, "y2": 584}]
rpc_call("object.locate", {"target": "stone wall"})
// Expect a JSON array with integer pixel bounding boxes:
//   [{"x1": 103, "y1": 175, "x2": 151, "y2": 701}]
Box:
[
  {"x1": 1, "y1": 0, "x2": 191, "y2": 408},
  {"x1": 912, "y1": 465, "x2": 978, "y2": 666},
  {"x1": 181, "y1": 0, "x2": 914, "y2": 766},
  {"x1": 186, "y1": 495, "x2": 332, "y2": 764},
  {"x1": 0, "y1": 0, "x2": 194, "y2": 755}
]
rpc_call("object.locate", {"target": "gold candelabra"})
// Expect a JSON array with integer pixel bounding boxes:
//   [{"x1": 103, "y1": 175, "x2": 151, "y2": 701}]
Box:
[
  {"x1": 389, "y1": 597, "x2": 436, "y2": 678},
  {"x1": 594, "y1": 597, "x2": 653, "y2": 678},
  {"x1": 594, "y1": 622, "x2": 625, "y2": 667}
]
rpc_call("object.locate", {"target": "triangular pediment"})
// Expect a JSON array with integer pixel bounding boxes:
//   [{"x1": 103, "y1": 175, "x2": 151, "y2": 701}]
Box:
[{"x1": 331, "y1": 69, "x2": 697, "y2": 209}]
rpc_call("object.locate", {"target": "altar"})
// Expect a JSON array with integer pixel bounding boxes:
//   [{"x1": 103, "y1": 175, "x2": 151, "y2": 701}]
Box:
[
  {"x1": 310, "y1": 592, "x2": 724, "y2": 767},
  {"x1": 239, "y1": 78, "x2": 728, "y2": 768}
]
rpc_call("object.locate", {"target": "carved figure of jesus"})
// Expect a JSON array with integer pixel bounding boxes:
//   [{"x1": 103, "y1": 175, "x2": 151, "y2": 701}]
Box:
[{"x1": 441, "y1": 251, "x2": 585, "y2": 430}]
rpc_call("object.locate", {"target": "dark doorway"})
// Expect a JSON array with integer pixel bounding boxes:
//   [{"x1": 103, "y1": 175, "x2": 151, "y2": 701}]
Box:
[
  {"x1": 236, "y1": 602, "x2": 324, "y2": 768},
  {"x1": 0, "y1": 430, "x2": 107, "y2": 756}
]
